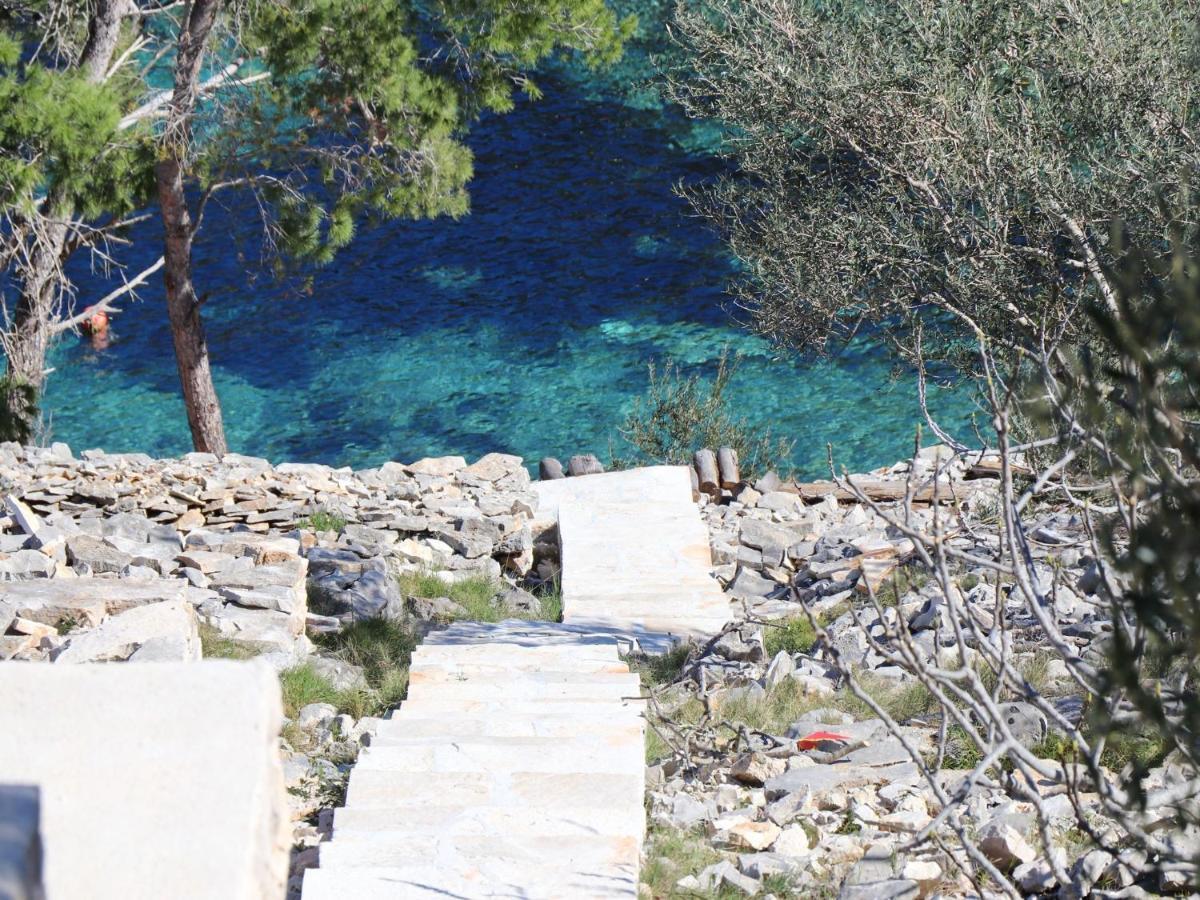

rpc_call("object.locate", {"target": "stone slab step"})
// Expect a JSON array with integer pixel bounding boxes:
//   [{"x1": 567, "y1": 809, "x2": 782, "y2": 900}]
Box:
[
  {"x1": 403, "y1": 686, "x2": 643, "y2": 710},
  {"x1": 318, "y1": 833, "x2": 639, "y2": 872},
  {"x1": 563, "y1": 614, "x2": 730, "y2": 639},
  {"x1": 394, "y1": 697, "x2": 645, "y2": 716},
  {"x1": 343, "y1": 771, "x2": 643, "y2": 810},
  {"x1": 352, "y1": 741, "x2": 642, "y2": 775},
  {"x1": 373, "y1": 715, "x2": 643, "y2": 740},
  {"x1": 421, "y1": 621, "x2": 628, "y2": 646},
  {"x1": 301, "y1": 862, "x2": 638, "y2": 899},
  {"x1": 408, "y1": 659, "x2": 633, "y2": 678},
  {"x1": 332, "y1": 803, "x2": 643, "y2": 837}
]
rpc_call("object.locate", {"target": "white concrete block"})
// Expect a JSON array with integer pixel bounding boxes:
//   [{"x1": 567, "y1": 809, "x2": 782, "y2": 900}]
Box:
[{"x1": 0, "y1": 661, "x2": 289, "y2": 900}]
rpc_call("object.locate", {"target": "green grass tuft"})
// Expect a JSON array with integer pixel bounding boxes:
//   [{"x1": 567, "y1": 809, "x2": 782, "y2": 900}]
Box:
[
  {"x1": 640, "y1": 824, "x2": 723, "y2": 899},
  {"x1": 199, "y1": 623, "x2": 261, "y2": 660},
  {"x1": 396, "y1": 569, "x2": 561, "y2": 623},
  {"x1": 317, "y1": 618, "x2": 416, "y2": 686},
  {"x1": 629, "y1": 643, "x2": 692, "y2": 690},
  {"x1": 300, "y1": 509, "x2": 347, "y2": 533},
  {"x1": 764, "y1": 616, "x2": 818, "y2": 657},
  {"x1": 279, "y1": 664, "x2": 340, "y2": 717}
]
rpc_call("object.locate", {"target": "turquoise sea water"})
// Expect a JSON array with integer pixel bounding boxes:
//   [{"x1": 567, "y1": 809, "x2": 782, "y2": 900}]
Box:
[{"x1": 40, "y1": 41, "x2": 973, "y2": 477}]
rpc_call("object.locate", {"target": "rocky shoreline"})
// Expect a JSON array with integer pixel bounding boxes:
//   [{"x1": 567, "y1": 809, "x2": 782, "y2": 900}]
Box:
[{"x1": 0, "y1": 441, "x2": 1178, "y2": 898}]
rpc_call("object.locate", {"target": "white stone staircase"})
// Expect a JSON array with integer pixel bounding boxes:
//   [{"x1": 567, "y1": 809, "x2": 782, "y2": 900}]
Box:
[
  {"x1": 302, "y1": 466, "x2": 730, "y2": 899},
  {"x1": 301, "y1": 622, "x2": 646, "y2": 899}
]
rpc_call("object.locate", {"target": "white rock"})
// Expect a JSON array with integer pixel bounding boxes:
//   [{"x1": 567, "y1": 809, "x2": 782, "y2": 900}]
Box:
[
  {"x1": 53, "y1": 599, "x2": 200, "y2": 664},
  {"x1": 978, "y1": 821, "x2": 1037, "y2": 868},
  {"x1": 772, "y1": 824, "x2": 810, "y2": 857}
]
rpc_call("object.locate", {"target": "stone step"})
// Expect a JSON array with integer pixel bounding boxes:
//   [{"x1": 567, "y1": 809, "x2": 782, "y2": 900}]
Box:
[
  {"x1": 563, "y1": 614, "x2": 730, "y2": 639},
  {"x1": 301, "y1": 862, "x2": 638, "y2": 899},
  {"x1": 352, "y1": 741, "x2": 642, "y2": 775},
  {"x1": 421, "y1": 621, "x2": 628, "y2": 646},
  {"x1": 318, "y1": 832, "x2": 640, "y2": 872},
  {"x1": 343, "y1": 771, "x2": 643, "y2": 810},
  {"x1": 394, "y1": 699, "x2": 645, "y2": 718},
  {"x1": 408, "y1": 659, "x2": 633, "y2": 679},
  {"x1": 332, "y1": 803, "x2": 643, "y2": 837},
  {"x1": 373, "y1": 715, "x2": 643, "y2": 740},
  {"x1": 403, "y1": 679, "x2": 641, "y2": 703}
]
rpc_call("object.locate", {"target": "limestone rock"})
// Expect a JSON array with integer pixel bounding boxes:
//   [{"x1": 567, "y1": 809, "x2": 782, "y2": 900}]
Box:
[
  {"x1": 978, "y1": 821, "x2": 1037, "y2": 869},
  {"x1": 54, "y1": 599, "x2": 200, "y2": 664},
  {"x1": 731, "y1": 752, "x2": 788, "y2": 786},
  {"x1": 405, "y1": 456, "x2": 466, "y2": 477}
]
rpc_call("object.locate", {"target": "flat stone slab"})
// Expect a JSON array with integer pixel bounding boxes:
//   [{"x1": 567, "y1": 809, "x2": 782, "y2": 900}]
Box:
[
  {"x1": 531, "y1": 465, "x2": 694, "y2": 526},
  {"x1": 53, "y1": 598, "x2": 201, "y2": 664},
  {"x1": 2, "y1": 578, "x2": 188, "y2": 629},
  {"x1": 546, "y1": 467, "x2": 730, "y2": 644},
  {"x1": 0, "y1": 661, "x2": 289, "y2": 900}
]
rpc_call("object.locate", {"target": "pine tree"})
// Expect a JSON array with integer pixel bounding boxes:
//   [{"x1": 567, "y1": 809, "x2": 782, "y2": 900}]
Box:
[{"x1": 1, "y1": 0, "x2": 634, "y2": 449}]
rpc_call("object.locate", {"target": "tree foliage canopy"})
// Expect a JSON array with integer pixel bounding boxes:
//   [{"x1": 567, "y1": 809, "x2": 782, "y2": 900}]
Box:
[{"x1": 668, "y1": 0, "x2": 1200, "y2": 366}]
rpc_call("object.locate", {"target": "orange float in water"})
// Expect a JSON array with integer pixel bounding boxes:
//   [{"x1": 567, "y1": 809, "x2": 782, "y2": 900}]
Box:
[{"x1": 80, "y1": 308, "x2": 109, "y2": 337}]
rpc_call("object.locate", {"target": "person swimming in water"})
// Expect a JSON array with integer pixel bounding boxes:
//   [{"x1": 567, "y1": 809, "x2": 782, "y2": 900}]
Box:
[{"x1": 79, "y1": 307, "x2": 111, "y2": 350}]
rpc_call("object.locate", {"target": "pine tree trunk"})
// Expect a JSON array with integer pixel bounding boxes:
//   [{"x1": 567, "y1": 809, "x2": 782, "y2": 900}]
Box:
[
  {"x1": 153, "y1": 0, "x2": 228, "y2": 455},
  {"x1": 2, "y1": 0, "x2": 134, "y2": 431},
  {"x1": 155, "y1": 158, "x2": 228, "y2": 455}
]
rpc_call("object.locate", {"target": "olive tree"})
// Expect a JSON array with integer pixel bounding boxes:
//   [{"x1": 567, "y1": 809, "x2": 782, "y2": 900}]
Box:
[{"x1": 667, "y1": 0, "x2": 1200, "y2": 366}]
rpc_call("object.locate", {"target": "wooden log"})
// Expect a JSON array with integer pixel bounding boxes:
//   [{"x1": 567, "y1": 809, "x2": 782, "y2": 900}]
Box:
[
  {"x1": 790, "y1": 477, "x2": 983, "y2": 504},
  {"x1": 689, "y1": 465, "x2": 701, "y2": 503},
  {"x1": 538, "y1": 457, "x2": 565, "y2": 480},
  {"x1": 693, "y1": 449, "x2": 720, "y2": 498},
  {"x1": 567, "y1": 454, "x2": 604, "y2": 477},
  {"x1": 716, "y1": 447, "x2": 740, "y2": 489}
]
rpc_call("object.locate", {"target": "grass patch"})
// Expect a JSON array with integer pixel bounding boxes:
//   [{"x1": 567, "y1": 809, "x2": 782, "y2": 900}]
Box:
[
  {"x1": 715, "y1": 679, "x2": 839, "y2": 735},
  {"x1": 318, "y1": 618, "x2": 416, "y2": 686},
  {"x1": 397, "y1": 569, "x2": 561, "y2": 623},
  {"x1": 300, "y1": 509, "x2": 347, "y2": 533},
  {"x1": 1099, "y1": 730, "x2": 1169, "y2": 771},
  {"x1": 629, "y1": 643, "x2": 692, "y2": 691},
  {"x1": 958, "y1": 572, "x2": 982, "y2": 592},
  {"x1": 764, "y1": 616, "x2": 818, "y2": 657},
  {"x1": 532, "y1": 580, "x2": 563, "y2": 622},
  {"x1": 198, "y1": 623, "x2": 261, "y2": 660},
  {"x1": 875, "y1": 565, "x2": 930, "y2": 607},
  {"x1": 941, "y1": 724, "x2": 986, "y2": 770},
  {"x1": 762, "y1": 603, "x2": 849, "y2": 659},
  {"x1": 397, "y1": 570, "x2": 502, "y2": 621},
  {"x1": 313, "y1": 618, "x2": 417, "y2": 717},
  {"x1": 641, "y1": 824, "x2": 797, "y2": 897},
  {"x1": 1031, "y1": 730, "x2": 1076, "y2": 763},
  {"x1": 279, "y1": 664, "x2": 340, "y2": 717},
  {"x1": 640, "y1": 824, "x2": 723, "y2": 898}
]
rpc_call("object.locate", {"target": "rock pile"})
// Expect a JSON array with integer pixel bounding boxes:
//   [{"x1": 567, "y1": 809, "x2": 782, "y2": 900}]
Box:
[
  {"x1": 635, "y1": 448, "x2": 1179, "y2": 897},
  {"x1": 0, "y1": 444, "x2": 544, "y2": 664}
]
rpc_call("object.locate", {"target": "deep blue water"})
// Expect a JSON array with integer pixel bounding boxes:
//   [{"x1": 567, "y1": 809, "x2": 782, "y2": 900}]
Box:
[{"x1": 41, "y1": 52, "x2": 973, "y2": 477}]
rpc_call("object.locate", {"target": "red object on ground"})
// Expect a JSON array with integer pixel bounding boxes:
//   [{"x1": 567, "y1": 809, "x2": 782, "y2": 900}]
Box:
[{"x1": 796, "y1": 730, "x2": 852, "y2": 750}]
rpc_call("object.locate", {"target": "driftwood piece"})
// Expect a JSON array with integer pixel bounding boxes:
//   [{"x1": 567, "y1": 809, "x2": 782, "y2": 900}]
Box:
[
  {"x1": 693, "y1": 449, "x2": 719, "y2": 497},
  {"x1": 790, "y1": 477, "x2": 980, "y2": 504},
  {"x1": 716, "y1": 447, "x2": 740, "y2": 489}
]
